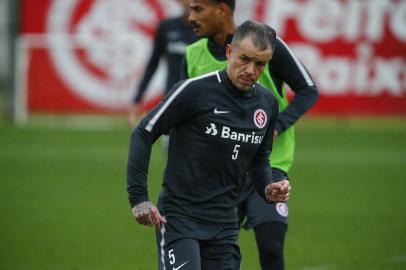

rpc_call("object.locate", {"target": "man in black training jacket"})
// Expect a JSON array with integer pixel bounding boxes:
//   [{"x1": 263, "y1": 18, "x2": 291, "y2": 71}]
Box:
[{"x1": 127, "y1": 20, "x2": 291, "y2": 270}]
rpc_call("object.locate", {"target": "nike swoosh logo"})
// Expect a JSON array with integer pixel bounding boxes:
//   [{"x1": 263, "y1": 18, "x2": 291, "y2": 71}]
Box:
[
  {"x1": 214, "y1": 108, "x2": 230, "y2": 114},
  {"x1": 173, "y1": 261, "x2": 189, "y2": 270}
]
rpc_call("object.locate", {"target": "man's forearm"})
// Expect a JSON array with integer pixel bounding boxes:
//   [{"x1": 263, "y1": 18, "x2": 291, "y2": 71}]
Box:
[
  {"x1": 249, "y1": 155, "x2": 273, "y2": 202},
  {"x1": 275, "y1": 85, "x2": 319, "y2": 134},
  {"x1": 127, "y1": 127, "x2": 154, "y2": 207}
]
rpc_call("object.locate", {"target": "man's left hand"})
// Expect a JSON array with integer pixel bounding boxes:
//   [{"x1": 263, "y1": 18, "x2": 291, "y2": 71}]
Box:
[{"x1": 265, "y1": 179, "x2": 291, "y2": 202}]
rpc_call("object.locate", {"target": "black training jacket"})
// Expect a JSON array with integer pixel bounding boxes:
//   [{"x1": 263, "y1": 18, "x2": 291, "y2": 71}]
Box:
[{"x1": 127, "y1": 70, "x2": 279, "y2": 224}]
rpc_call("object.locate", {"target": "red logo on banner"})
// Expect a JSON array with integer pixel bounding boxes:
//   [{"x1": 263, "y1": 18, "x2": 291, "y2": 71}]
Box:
[
  {"x1": 45, "y1": 0, "x2": 168, "y2": 108},
  {"x1": 20, "y1": 0, "x2": 178, "y2": 112}
]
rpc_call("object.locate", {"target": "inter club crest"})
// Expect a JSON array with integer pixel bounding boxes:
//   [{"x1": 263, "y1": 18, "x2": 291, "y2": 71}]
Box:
[
  {"x1": 276, "y1": 202, "x2": 288, "y2": 217},
  {"x1": 253, "y1": 109, "x2": 267, "y2": 129},
  {"x1": 45, "y1": 0, "x2": 176, "y2": 108}
]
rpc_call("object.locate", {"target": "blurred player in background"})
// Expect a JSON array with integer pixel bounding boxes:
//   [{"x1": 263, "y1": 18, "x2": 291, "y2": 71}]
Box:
[
  {"x1": 127, "y1": 20, "x2": 291, "y2": 270},
  {"x1": 183, "y1": 1, "x2": 319, "y2": 269},
  {"x1": 128, "y1": 0, "x2": 197, "y2": 126}
]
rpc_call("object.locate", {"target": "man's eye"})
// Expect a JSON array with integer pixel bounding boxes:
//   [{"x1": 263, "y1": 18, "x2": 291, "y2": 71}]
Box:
[
  {"x1": 256, "y1": 62, "x2": 266, "y2": 68},
  {"x1": 190, "y1": 6, "x2": 202, "y2": 12},
  {"x1": 239, "y1": 56, "x2": 249, "y2": 63}
]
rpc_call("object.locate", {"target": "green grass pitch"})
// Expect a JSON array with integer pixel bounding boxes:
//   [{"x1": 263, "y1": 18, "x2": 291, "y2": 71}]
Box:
[{"x1": 0, "y1": 117, "x2": 405, "y2": 270}]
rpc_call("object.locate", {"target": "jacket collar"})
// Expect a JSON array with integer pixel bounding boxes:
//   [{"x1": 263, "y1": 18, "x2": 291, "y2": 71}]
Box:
[{"x1": 219, "y1": 70, "x2": 255, "y2": 99}]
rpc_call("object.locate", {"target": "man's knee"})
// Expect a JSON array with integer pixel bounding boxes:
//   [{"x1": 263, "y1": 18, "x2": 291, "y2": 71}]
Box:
[{"x1": 254, "y1": 221, "x2": 287, "y2": 256}]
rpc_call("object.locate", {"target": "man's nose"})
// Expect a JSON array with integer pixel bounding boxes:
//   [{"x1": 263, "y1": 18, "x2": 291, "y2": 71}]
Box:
[
  {"x1": 188, "y1": 11, "x2": 195, "y2": 23},
  {"x1": 245, "y1": 61, "x2": 256, "y2": 75}
]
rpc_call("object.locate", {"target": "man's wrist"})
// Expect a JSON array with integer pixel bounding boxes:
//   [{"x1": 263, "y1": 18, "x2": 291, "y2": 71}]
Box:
[{"x1": 129, "y1": 194, "x2": 150, "y2": 208}]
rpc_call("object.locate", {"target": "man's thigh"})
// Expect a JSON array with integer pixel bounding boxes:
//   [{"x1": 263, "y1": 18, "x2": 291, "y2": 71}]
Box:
[
  {"x1": 157, "y1": 225, "x2": 201, "y2": 270},
  {"x1": 200, "y1": 225, "x2": 241, "y2": 270},
  {"x1": 200, "y1": 241, "x2": 240, "y2": 270},
  {"x1": 200, "y1": 241, "x2": 241, "y2": 270}
]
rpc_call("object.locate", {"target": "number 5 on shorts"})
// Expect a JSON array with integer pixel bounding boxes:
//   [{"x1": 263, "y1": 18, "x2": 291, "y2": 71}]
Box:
[{"x1": 168, "y1": 249, "x2": 175, "y2": 265}]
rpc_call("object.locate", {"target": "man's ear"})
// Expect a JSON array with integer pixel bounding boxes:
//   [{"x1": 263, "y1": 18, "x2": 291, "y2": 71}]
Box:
[
  {"x1": 218, "y1": 2, "x2": 232, "y2": 16},
  {"x1": 226, "y1": 44, "x2": 232, "y2": 59}
]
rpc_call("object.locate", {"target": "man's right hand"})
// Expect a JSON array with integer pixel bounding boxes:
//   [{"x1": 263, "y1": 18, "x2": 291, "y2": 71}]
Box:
[
  {"x1": 127, "y1": 103, "x2": 144, "y2": 128},
  {"x1": 131, "y1": 201, "x2": 167, "y2": 229}
]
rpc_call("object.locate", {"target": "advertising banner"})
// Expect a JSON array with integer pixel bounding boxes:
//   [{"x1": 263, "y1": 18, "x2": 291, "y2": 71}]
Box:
[{"x1": 19, "y1": 0, "x2": 406, "y2": 114}]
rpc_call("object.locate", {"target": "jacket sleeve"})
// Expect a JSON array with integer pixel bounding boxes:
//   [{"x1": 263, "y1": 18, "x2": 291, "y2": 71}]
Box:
[
  {"x1": 132, "y1": 22, "x2": 166, "y2": 104},
  {"x1": 269, "y1": 37, "x2": 319, "y2": 134},
  {"x1": 248, "y1": 96, "x2": 279, "y2": 202},
  {"x1": 127, "y1": 80, "x2": 198, "y2": 207}
]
